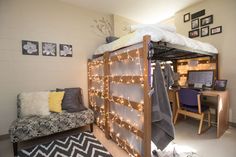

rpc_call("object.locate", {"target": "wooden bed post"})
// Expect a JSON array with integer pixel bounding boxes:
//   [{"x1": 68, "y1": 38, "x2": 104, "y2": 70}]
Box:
[
  {"x1": 216, "y1": 54, "x2": 219, "y2": 79},
  {"x1": 87, "y1": 59, "x2": 92, "y2": 109},
  {"x1": 143, "y1": 35, "x2": 151, "y2": 157},
  {"x1": 104, "y1": 52, "x2": 111, "y2": 139}
]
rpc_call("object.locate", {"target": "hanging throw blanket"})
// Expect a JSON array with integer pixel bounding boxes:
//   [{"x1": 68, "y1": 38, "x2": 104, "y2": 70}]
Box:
[
  {"x1": 151, "y1": 61, "x2": 175, "y2": 150},
  {"x1": 163, "y1": 64, "x2": 174, "y2": 89}
]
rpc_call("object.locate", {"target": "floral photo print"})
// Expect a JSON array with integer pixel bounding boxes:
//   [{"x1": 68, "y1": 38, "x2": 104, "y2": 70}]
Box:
[
  {"x1": 42, "y1": 42, "x2": 57, "y2": 56},
  {"x1": 59, "y1": 44, "x2": 72, "y2": 57},
  {"x1": 22, "y1": 40, "x2": 39, "y2": 55}
]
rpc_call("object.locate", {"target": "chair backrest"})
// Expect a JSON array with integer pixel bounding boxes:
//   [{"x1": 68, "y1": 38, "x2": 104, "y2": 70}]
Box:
[{"x1": 178, "y1": 88, "x2": 199, "y2": 107}]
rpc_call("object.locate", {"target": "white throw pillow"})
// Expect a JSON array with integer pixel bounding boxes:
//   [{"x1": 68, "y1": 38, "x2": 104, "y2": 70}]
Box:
[{"x1": 19, "y1": 92, "x2": 50, "y2": 117}]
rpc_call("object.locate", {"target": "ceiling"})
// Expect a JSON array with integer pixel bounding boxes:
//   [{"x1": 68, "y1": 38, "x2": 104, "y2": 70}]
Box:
[{"x1": 60, "y1": 0, "x2": 203, "y2": 24}]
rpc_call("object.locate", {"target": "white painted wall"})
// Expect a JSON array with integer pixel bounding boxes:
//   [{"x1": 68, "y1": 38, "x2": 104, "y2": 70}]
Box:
[{"x1": 0, "y1": 0, "x2": 112, "y2": 135}]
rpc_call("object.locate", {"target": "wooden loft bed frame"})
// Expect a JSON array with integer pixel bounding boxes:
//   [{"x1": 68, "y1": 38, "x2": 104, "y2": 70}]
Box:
[{"x1": 87, "y1": 35, "x2": 218, "y2": 157}]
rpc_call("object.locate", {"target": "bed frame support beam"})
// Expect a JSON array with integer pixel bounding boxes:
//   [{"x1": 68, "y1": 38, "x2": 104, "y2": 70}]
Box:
[{"x1": 143, "y1": 35, "x2": 151, "y2": 157}]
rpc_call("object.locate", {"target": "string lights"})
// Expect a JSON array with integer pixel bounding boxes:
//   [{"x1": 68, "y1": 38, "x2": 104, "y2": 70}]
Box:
[{"x1": 88, "y1": 48, "x2": 144, "y2": 157}]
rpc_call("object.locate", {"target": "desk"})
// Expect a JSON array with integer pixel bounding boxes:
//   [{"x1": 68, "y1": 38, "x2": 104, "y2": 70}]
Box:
[
  {"x1": 201, "y1": 90, "x2": 229, "y2": 138},
  {"x1": 168, "y1": 89, "x2": 229, "y2": 138}
]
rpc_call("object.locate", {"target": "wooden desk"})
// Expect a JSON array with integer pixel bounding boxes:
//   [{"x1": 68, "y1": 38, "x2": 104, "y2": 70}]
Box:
[
  {"x1": 201, "y1": 90, "x2": 229, "y2": 138},
  {"x1": 168, "y1": 89, "x2": 229, "y2": 138}
]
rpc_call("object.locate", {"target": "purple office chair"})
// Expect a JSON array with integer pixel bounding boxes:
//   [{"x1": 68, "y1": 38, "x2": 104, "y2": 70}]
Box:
[{"x1": 174, "y1": 88, "x2": 211, "y2": 134}]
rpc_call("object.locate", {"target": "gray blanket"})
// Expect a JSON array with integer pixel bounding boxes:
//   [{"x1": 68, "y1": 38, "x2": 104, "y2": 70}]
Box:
[
  {"x1": 152, "y1": 61, "x2": 175, "y2": 150},
  {"x1": 164, "y1": 64, "x2": 174, "y2": 89}
]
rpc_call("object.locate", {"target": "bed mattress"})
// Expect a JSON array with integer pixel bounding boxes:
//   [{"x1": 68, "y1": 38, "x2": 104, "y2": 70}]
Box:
[{"x1": 94, "y1": 27, "x2": 218, "y2": 55}]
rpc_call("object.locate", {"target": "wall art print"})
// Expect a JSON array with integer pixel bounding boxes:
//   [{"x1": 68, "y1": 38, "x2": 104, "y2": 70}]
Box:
[
  {"x1": 22, "y1": 40, "x2": 39, "y2": 55},
  {"x1": 201, "y1": 26, "x2": 209, "y2": 37},
  {"x1": 42, "y1": 42, "x2": 57, "y2": 56},
  {"x1": 201, "y1": 15, "x2": 213, "y2": 26},
  {"x1": 189, "y1": 29, "x2": 199, "y2": 38},
  {"x1": 59, "y1": 44, "x2": 72, "y2": 57},
  {"x1": 184, "y1": 13, "x2": 190, "y2": 22},
  {"x1": 211, "y1": 26, "x2": 222, "y2": 35}
]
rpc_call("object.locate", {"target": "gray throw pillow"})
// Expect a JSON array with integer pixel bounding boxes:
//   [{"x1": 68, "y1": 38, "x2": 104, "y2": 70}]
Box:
[
  {"x1": 56, "y1": 88, "x2": 86, "y2": 112},
  {"x1": 106, "y1": 36, "x2": 119, "y2": 43}
]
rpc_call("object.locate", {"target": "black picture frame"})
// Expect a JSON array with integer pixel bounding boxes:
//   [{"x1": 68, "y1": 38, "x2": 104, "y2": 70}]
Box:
[
  {"x1": 211, "y1": 26, "x2": 222, "y2": 35},
  {"x1": 201, "y1": 26, "x2": 209, "y2": 37},
  {"x1": 191, "y1": 18, "x2": 199, "y2": 29},
  {"x1": 200, "y1": 15, "x2": 213, "y2": 26},
  {"x1": 189, "y1": 29, "x2": 199, "y2": 38},
  {"x1": 184, "y1": 13, "x2": 190, "y2": 22},
  {"x1": 59, "y1": 44, "x2": 73, "y2": 57},
  {"x1": 191, "y1": 9, "x2": 205, "y2": 19},
  {"x1": 42, "y1": 42, "x2": 57, "y2": 56},
  {"x1": 22, "y1": 40, "x2": 39, "y2": 56}
]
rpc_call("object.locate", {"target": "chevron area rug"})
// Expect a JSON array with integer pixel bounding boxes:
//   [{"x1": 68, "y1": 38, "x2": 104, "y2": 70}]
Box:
[{"x1": 18, "y1": 131, "x2": 113, "y2": 157}]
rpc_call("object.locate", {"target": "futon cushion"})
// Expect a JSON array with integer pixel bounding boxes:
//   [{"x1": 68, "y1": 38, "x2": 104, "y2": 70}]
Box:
[
  {"x1": 19, "y1": 92, "x2": 50, "y2": 117},
  {"x1": 57, "y1": 88, "x2": 86, "y2": 112},
  {"x1": 9, "y1": 108, "x2": 94, "y2": 143},
  {"x1": 49, "y1": 92, "x2": 64, "y2": 113}
]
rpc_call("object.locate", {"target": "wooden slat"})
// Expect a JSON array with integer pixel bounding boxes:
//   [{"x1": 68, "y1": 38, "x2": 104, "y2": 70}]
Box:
[
  {"x1": 110, "y1": 95, "x2": 143, "y2": 112},
  {"x1": 110, "y1": 131, "x2": 141, "y2": 157},
  {"x1": 87, "y1": 59, "x2": 92, "y2": 108},
  {"x1": 89, "y1": 89, "x2": 104, "y2": 99},
  {"x1": 110, "y1": 76, "x2": 144, "y2": 84},
  {"x1": 88, "y1": 60, "x2": 104, "y2": 67},
  {"x1": 91, "y1": 104, "x2": 105, "y2": 113},
  {"x1": 103, "y1": 52, "x2": 111, "y2": 139},
  {"x1": 89, "y1": 75, "x2": 104, "y2": 82},
  {"x1": 143, "y1": 35, "x2": 151, "y2": 157},
  {"x1": 109, "y1": 113, "x2": 143, "y2": 138},
  {"x1": 110, "y1": 48, "x2": 143, "y2": 62}
]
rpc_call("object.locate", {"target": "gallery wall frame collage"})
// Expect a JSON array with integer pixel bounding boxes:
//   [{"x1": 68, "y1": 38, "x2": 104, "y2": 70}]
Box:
[
  {"x1": 183, "y1": 9, "x2": 222, "y2": 38},
  {"x1": 22, "y1": 40, "x2": 73, "y2": 57}
]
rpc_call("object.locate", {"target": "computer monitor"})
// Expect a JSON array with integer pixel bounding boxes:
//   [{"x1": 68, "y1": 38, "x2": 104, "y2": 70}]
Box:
[{"x1": 187, "y1": 70, "x2": 214, "y2": 88}]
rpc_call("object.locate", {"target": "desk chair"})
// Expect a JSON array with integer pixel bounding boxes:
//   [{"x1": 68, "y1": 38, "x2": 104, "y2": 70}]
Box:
[{"x1": 174, "y1": 88, "x2": 211, "y2": 134}]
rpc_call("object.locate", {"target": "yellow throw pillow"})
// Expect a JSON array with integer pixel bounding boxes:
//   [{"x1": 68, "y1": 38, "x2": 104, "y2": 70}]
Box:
[{"x1": 49, "y1": 92, "x2": 65, "y2": 113}]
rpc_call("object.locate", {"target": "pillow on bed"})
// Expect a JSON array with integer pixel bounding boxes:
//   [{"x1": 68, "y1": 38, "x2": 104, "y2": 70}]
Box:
[
  {"x1": 130, "y1": 23, "x2": 176, "y2": 33},
  {"x1": 106, "y1": 36, "x2": 119, "y2": 43},
  {"x1": 56, "y1": 88, "x2": 86, "y2": 112},
  {"x1": 19, "y1": 92, "x2": 50, "y2": 117}
]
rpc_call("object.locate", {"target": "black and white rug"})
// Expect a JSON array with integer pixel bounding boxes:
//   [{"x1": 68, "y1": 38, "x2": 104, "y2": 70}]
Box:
[{"x1": 18, "y1": 131, "x2": 113, "y2": 157}]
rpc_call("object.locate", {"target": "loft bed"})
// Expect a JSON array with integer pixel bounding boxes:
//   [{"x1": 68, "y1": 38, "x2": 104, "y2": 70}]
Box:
[{"x1": 88, "y1": 27, "x2": 218, "y2": 157}]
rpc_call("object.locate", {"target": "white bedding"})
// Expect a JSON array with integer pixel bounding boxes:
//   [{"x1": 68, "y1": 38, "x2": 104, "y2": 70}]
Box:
[{"x1": 94, "y1": 26, "x2": 218, "y2": 55}]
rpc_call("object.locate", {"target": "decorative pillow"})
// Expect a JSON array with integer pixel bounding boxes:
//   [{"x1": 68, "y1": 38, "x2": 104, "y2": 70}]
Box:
[
  {"x1": 19, "y1": 92, "x2": 50, "y2": 117},
  {"x1": 49, "y1": 92, "x2": 64, "y2": 113},
  {"x1": 56, "y1": 88, "x2": 86, "y2": 113},
  {"x1": 106, "y1": 36, "x2": 119, "y2": 43}
]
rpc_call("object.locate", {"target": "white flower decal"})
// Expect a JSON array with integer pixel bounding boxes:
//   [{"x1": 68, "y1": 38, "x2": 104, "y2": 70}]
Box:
[
  {"x1": 60, "y1": 44, "x2": 72, "y2": 57},
  {"x1": 23, "y1": 41, "x2": 38, "y2": 54},
  {"x1": 42, "y1": 43, "x2": 56, "y2": 56}
]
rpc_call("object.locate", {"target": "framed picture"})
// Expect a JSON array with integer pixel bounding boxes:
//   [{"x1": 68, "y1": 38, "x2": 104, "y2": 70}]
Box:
[
  {"x1": 211, "y1": 26, "x2": 222, "y2": 35},
  {"x1": 184, "y1": 13, "x2": 190, "y2": 22},
  {"x1": 191, "y1": 18, "x2": 199, "y2": 29},
  {"x1": 22, "y1": 40, "x2": 39, "y2": 55},
  {"x1": 189, "y1": 29, "x2": 199, "y2": 38},
  {"x1": 59, "y1": 44, "x2": 72, "y2": 57},
  {"x1": 200, "y1": 15, "x2": 213, "y2": 26},
  {"x1": 42, "y1": 42, "x2": 57, "y2": 56},
  {"x1": 201, "y1": 26, "x2": 209, "y2": 37}
]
